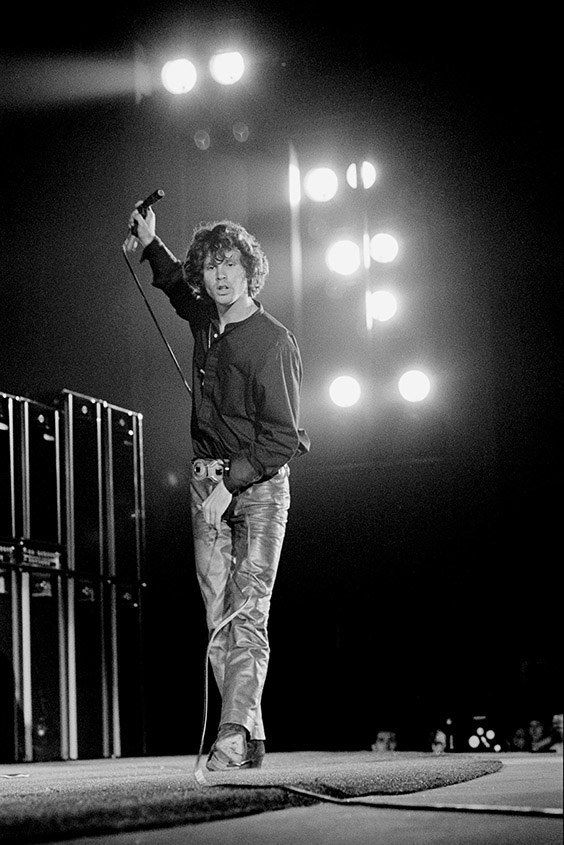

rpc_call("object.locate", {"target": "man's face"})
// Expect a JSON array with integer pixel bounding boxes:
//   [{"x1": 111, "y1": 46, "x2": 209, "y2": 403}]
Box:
[{"x1": 203, "y1": 248, "x2": 249, "y2": 308}]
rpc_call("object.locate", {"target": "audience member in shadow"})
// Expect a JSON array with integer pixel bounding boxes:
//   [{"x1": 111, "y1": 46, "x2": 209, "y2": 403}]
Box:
[
  {"x1": 509, "y1": 726, "x2": 529, "y2": 751},
  {"x1": 548, "y1": 714, "x2": 563, "y2": 754},
  {"x1": 430, "y1": 729, "x2": 447, "y2": 754},
  {"x1": 537, "y1": 714, "x2": 563, "y2": 754},
  {"x1": 371, "y1": 730, "x2": 398, "y2": 752},
  {"x1": 528, "y1": 718, "x2": 551, "y2": 752}
]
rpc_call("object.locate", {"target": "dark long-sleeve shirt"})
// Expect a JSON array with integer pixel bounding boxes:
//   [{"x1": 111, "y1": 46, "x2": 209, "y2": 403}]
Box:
[{"x1": 142, "y1": 237, "x2": 310, "y2": 493}]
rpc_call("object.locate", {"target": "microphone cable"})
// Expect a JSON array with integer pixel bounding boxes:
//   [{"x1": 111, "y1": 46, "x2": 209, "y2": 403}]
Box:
[
  {"x1": 122, "y1": 188, "x2": 192, "y2": 398},
  {"x1": 121, "y1": 241, "x2": 192, "y2": 398}
]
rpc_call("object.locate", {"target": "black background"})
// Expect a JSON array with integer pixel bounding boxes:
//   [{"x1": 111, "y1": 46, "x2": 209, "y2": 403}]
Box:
[{"x1": 1, "y1": 2, "x2": 561, "y2": 753}]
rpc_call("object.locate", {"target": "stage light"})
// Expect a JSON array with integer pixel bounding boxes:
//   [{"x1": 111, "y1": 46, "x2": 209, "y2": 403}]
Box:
[
  {"x1": 466, "y1": 716, "x2": 501, "y2": 753},
  {"x1": 194, "y1": 130, "x2": 210, "y2": 150},
  {"x1": 346, "y1": 161, "x2": 377, "y2": 189},
  {"x1": 304, "y1": 167, "x2": 338, "y2": 202},
  {"x1": 326, "y1": 239, "x2": 360, "y2": 275},
  {"x1": 232, "y1": 122, "x2": 249, "y2": 142},
  {"x1": 398, "y1": 370, "x2": 431, "y2": 402},
  {"x1": 370, "y1": 232, "x2": 399, "y2": 263},
  {"x1": 360, "y1": 161, "x2": 377, "y2": 189},
  {"x1": 209, "y1": 51, "x2": 245, "y2": 85},
  {"x1": 329, "y1": 376, "x2": 361, "y2": 408},
  {"x1": 161, "y1": 59, "x2": 197, "y2": 94},
  {"x1": 366, "y1": 290, "x2": 398, "y2": 323},
  {"x1": 346, "y1": 163, "x2": 357, "y2": 189}
]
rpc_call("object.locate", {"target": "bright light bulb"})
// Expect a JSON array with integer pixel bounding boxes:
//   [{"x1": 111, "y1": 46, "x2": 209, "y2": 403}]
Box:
[
  {"x1": 361, "y1": 161, "x2": 377, "y2": 189},
  {"x1": 304, "y1": 167, "x2": 338, "y2": 202},
  {"x1": 366, "y1": 290, "x2": 398, "y2": 322},
  {"x1": 326, "y1": 240, "x2": 360, "y2": 275},
  {"x1": 346, "y1": 163, "x2": 357, "y2": 188},
  {"x1": 329, "y1": 376, "x2": 361, "y2": 408},
  {"x1": 209, "y1": 51, "x2": 245, "y2": 84},
  {"x1": 370, "y1": 232, "x2": 399, "y2": 263},
  {"x1": 161, "y1": 59, "x2": 197, "y2": 94},
  {"x1": 398, "y1": 370, "x2": 431, "y2": 403}
]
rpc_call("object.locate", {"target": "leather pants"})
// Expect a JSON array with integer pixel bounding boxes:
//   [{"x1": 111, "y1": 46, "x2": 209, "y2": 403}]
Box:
[{"x1": 190, "y1": 465, "x2": 290, "y2": 741}]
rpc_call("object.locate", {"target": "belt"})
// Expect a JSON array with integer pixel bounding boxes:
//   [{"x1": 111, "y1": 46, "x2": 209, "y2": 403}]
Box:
[{"x1": 191, "y1": 457, "x2": 230, "y2": 482}]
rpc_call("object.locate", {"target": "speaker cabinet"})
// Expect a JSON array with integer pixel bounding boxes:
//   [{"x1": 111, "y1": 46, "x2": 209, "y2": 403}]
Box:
[
  {"x1": 107, "y1": 580, "x2": 147, "y2": 757},
  {"x1": 22, "y1": 399, "x2": 61, "y2": 546},
  {"x1": 67, "y1": 576, "x2": 109, "y2": 759},
  {"x1": 25, "y1": 568, "x2": 68, "y2": 761},
  {"x1": 0, "y1": 566, "x2": 68, "y2": 762},
  {"x1": 105, "y1": 403, "x2": 145, "y2": 582},
  {"x1": 0, "y1": 566, "x2": 22, "y2": 762},
  {"x1": 61, "y1": 390, "x2": 105, "y2": 578},
  {"x1": 61, "y1": 391, "x2": 146, "y2": 582},
  {"x1": 60, "y1": 390, "x2": 147, "y2": 758}
]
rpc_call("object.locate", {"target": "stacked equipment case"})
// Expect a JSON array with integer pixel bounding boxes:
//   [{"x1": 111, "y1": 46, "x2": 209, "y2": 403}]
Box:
[{"x1": 0, "y1": 389, "x2": 147, "y2": 762}]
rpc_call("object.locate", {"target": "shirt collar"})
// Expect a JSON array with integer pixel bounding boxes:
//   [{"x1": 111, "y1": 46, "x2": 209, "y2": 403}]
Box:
[{"x1": 211, "y1": 299, "x2": 263, "y2": 332}]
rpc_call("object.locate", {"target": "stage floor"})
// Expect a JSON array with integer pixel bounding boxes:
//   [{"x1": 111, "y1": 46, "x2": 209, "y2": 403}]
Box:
[{"x1": 1, "y1": 752, "x2": 562, "y2": 844}]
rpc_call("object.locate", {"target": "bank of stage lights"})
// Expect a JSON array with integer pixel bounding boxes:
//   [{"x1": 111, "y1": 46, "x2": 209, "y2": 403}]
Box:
[
  {"x1": 297, "y1": 163, "x2": 433, "y2": 410},
  {"x1": 329, "y1": 371, "x2": 431, "y2": 408},
  {"x1": 468, "y1": 717, "x2": 503, "y2": 753},
  {"x1": 160, "y1": 52, "x2": 245, "y2": 94}
]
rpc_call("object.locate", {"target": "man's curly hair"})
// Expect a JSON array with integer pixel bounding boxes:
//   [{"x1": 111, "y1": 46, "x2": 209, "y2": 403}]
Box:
[{"x1": 183, "y1": 220, "x2": 269, "y2": 299}]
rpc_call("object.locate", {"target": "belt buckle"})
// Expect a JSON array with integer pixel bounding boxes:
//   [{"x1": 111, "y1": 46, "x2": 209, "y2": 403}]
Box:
[{"x1": 193, "y1": 459, "x2": 224, "y2": 482}]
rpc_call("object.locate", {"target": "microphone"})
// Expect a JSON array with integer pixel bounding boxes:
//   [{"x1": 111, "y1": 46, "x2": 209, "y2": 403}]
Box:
[
  {"x1": 136, "y1": 188, "x2": 165, "y2": 218},
  {"x1": 126, "y1": 189, "x2": 165, "y2": 247}
]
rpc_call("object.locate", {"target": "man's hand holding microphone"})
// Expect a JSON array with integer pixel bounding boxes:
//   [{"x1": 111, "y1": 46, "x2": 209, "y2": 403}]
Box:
[{"x1": 124, "y1": 189, "x2": 164, "y2": 252}]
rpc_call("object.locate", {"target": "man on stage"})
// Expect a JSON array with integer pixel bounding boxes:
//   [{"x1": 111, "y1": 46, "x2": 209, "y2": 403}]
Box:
[{"x1": 127, "y1": 204, "x2": 309, "y2": 770}]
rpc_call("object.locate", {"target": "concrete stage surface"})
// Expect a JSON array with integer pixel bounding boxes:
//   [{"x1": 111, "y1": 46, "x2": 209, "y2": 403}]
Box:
[{"x1": 1, "y1": 752, "x2": 561, "y2": 844}]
